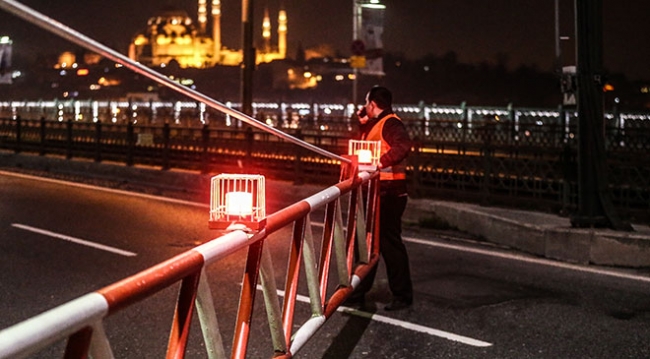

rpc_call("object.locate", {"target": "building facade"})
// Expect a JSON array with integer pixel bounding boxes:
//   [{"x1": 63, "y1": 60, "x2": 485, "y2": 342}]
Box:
[{"x1": 128, "y1": 0, "x2": 287, "y2": 69}]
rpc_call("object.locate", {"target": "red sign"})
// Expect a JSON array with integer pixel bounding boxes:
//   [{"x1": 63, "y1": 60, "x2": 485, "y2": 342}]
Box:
[{"x1": 351, "y1": 39, "x2": 365, "y2": 56}]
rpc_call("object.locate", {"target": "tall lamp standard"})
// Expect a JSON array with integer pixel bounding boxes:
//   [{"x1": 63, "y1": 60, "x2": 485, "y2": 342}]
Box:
[
  {"x1": 351, "y1": 0, "x2": 386, "y2": 105},
  {"x1": 570, "y1": 0, "x2": 631, "y2": 230},
  {"x1": 241, "y1": 0, "x2": 255, "y2": 116},
  {"x1": 352, "y1": 0, "x2": 361, "y2": 104}
]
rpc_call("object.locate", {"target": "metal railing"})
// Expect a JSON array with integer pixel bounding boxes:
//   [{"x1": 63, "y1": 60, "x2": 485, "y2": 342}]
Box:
[
  {"x1": 0, "y1": 164, "x2": 381, "y2": 358},
  {"x1": 1, "y1": 115, "x2": 649, "y2": 221}
]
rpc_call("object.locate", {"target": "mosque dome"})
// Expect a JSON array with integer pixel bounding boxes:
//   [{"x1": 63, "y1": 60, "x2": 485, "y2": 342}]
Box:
[
  {"x1": 145, "y1": 7, "x2": 196, "y2": 37},
  {"x1": 129, "y1": 2, "x2": 287, "y2": 69}
]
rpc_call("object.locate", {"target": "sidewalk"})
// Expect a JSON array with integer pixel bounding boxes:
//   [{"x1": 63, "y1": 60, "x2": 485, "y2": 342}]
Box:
[
  {"x1": 2, "y1": 151, "x2": 649, "y2": 268},
  {"x1": 405, "y1": 199, "x2": 650, "y2": 268}
]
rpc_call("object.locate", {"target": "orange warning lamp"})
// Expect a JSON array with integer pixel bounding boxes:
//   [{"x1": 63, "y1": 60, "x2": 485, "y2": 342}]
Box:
[
  {"x1": 209, "y1": 174, "x2": 266, "y2": 231},
  {"x1": 348, "y1": 140, "x2": 381, "y2": 170}
]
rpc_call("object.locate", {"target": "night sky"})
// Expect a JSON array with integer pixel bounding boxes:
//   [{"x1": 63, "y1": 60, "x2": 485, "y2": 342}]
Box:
[{"x1": 1, "y1": 0, "x2": 649, "y2": 80}]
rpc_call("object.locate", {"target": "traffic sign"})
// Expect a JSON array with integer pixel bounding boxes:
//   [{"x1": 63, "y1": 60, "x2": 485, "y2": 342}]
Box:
[
  {"x1": 351, "y1": 39, "x2": 365, "y2": 56},
  {"x1": 350, "y1": 55, "x2": 366, "y2": 68}
]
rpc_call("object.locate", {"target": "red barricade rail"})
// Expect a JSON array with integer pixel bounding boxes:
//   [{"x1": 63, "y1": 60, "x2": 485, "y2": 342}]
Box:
[{"x1": 0, "y1": 165, "x2": 381, "y2": 358}]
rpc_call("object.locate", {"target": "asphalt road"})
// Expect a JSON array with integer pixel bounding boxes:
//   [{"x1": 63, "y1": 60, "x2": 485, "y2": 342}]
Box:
[{"x1": 2, "y1": 170, "x2": 650, "y2": 358}]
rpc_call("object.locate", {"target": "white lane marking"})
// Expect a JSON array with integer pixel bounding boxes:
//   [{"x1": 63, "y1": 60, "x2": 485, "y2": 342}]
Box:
[
  {"x1": 257, "y1": 285, "x2": 492, "y2": 347},
  {"x1": 11, "y1": 223, "x2": 137, "y2": 257},
  {"x1": 7, "y1": 170, "x2": 647, "y2": 283},
  {"x1": 337, "y1": 306, "x2": 492, "y2": 347},
  {"x1": 314, "y1": 221, "x2": 650, "y2": 284},
  {"x1": 403, "y1": 236, "x2": 650, "y2": 284},
  {"x1": 0, "y1": 170, "x2": 208, "y2": 209}
]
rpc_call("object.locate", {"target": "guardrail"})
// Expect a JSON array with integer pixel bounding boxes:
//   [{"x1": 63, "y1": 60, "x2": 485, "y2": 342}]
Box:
[
  {"x1": 0, "y1": 162, "x2": 381, "y2": 358},
  {"x1": 1, "y1": 115, "x2": 648, "y2": 221}
]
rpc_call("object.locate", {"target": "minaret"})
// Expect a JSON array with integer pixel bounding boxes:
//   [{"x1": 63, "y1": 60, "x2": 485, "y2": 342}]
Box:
[
  {"x1": 262, "y1": 8, "x2": 271, "y2": 53},
  {"x1": 277, "y1": 9, "x2": 287, "y2": 58},
  {"x1": 198, "y1": 0, "x2": 207, "y2": 33},
  {"x1": 212, "y1": 0, "x2": 221, "y2": 61}
]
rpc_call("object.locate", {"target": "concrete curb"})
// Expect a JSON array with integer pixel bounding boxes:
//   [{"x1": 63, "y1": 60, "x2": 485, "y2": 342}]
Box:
[{"x1": 407, "y1": 199, "x2": 650, "y2": 268}]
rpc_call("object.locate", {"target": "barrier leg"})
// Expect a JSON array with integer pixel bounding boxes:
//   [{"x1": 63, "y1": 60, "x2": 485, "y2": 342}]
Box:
[
  {"x1": 232, "y1": 240, "x2": 265, "y2": 358},
  {"x1": 64, "y1": 326, "x2": 93, "y2": 359},
  {"x1": 89, "y1": 321, "x2": 114, "y2": 359},
  {"x1": 259, "y1": 244, "x2": 286, "y2": 355},
  {"x1": 167, "y1": 272, "x2": 201, "y2": 359},
  {"x1": 195, "y1": 268, "x2": 227, "y2": 359}
]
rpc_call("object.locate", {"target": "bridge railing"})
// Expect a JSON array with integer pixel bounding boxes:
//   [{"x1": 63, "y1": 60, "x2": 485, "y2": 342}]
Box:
[
  {"x1": 2, "y1": 115, "x2": 649, "y2": 221},
  {"x1": 0, "y1": 163, "x2": 381, "y2": 358}
]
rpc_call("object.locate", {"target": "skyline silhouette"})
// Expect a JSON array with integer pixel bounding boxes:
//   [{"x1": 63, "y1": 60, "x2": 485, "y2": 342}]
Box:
[{"x1": 0, "y1": 0, "x2": 649, "y2": 81}]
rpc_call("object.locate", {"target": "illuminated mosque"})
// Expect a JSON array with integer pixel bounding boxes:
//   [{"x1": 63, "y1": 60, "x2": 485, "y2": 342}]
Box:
[{"x1": 128, "y1": 0, "x2": 287, "y2": 69}]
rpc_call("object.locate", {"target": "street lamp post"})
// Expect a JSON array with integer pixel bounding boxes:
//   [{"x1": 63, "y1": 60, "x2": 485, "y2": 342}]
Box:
[
  {"x1": 241, "y1": 0, "x2": 255, "y2": 116},
  {"x1": 352, "y1": 0, "x2": 361, "y2": 104},
  {"x1": 570, "y1": 0, "x2": 631, "y2": 230}
]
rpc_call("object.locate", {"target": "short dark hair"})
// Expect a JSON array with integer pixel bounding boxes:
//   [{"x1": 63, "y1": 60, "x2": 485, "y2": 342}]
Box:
[{"x1": 367, "y1": 86, "x2": 392, "y2": 110}]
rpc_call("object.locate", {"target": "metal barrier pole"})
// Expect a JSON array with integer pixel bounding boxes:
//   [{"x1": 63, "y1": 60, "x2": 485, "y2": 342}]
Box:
[
  {"x1": 258, "y1": 245, "x2": 287, "y2": 354},
  {"x1": 332, "y1": 202, "x2": 349, "y2": 287},
  {"x1": 64, "y1": 326, "x2": 93, "y2": 358},
  {"x1": 88, "y1": 321, "x2": 114, "y2": 359},
  {"x1": 317, "y1": 201, "x2": 337, "y2": 302},
  {"x1": 231, "y1": 240, "x2": 265, "y2": 358},
  {"x1": 195, "y1": 269, "x2": 227, "y2": 359},
  {"x1": 281, "y1": 217, "x2": 306, "y2": 347},
  {"x1": 167, "y1": 272, "x2": 202, "y2": 358},
  {"x1": 301, "y1": 213, "x2": 325, "y2": 316},
  {"x1": 355, "y1": 188, "x2": 369, "y2": 263}
]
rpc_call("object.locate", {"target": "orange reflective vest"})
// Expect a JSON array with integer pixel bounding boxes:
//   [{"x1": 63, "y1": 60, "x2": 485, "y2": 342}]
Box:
[{"x1": 362, "y1": 114, "x2": 407, "y2": 181}]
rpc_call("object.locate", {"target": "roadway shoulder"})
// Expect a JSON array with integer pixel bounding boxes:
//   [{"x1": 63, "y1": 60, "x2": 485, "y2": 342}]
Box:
[{"x1": 406, "y1": 198, "x2": 650, "y2": 268}]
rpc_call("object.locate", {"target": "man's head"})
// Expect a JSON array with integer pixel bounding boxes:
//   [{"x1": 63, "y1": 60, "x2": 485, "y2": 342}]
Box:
[{"x1": 363, "y1": 86, "x2": 392, "y2": 119}]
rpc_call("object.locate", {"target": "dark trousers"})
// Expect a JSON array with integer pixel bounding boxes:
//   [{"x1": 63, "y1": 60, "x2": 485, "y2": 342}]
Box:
[{"x1": 357, "y1": 193, "x2": 413, "y2": 300}]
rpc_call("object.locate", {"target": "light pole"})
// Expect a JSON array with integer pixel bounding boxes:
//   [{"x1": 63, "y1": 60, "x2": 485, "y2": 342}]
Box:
[
  {"x1": 570, "y1": 0, "x2": 631, "y2": 230},
  {"x1": 241, "y1": 0, "x2": 255, "y2": 116},
  {"x1": 352, "y1": 0, "x2": 361, "y2": 104},
  {"x1": 554, "y1": 0, "x2": 561, "y2": 73}
]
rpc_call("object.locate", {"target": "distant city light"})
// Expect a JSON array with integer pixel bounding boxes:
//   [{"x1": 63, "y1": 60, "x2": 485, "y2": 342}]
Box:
[{"x1": 361, "y1": 0, "x2": 386, "y2": 10}]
